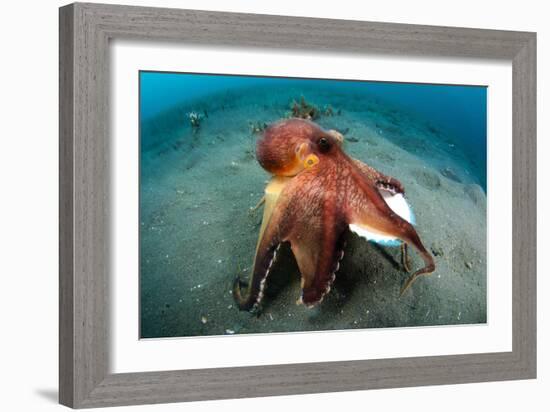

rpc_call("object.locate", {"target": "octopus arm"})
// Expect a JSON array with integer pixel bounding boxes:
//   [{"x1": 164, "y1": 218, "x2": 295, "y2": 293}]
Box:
[
  {"x1": 282, "y1": 167, "x2": 348, "y2": 307},
  {"x1": 234, "y1": 168, "x2": 348, "y2": 310},
  {"x1": 233, "y1": 177, "x2": 290, "y2": 311},
  {"x1": 290, "y1": 228, "x2": 347, "y2": 307},
  {"x1": 352, "y1": 158, "x2": 405, "y2": 195},
  {"x1": 286, "y1": 221, "x2": 347, "y2": 307},
  {"x1": 343, "y1": 168, "x2": 435, "y2": 294}
]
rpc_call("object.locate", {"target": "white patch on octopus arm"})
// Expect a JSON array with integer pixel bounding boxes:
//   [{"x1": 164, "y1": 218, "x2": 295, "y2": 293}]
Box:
[
  {"x1": 349, "y1": 192, "x2": 415, "y2": 247},
  {"x1": 298, "y1": 246, "x2": 346, "y2": 307},
  {"x1": 253, "y1": 243, "x2": 281, "y2": 309}
]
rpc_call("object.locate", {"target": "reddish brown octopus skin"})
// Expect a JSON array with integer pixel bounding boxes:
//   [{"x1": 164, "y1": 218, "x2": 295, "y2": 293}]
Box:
[
  {"x1": 233, "y1": 118, "x2": 435, "y2": 311},
  {"x1": 257, "y1": 119, "x2": 406, "y2": 193}
]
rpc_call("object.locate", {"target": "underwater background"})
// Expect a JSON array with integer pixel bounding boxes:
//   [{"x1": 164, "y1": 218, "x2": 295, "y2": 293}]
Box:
[{"x1": 139, "y1": 71, "x2": 487, "y2": 338}]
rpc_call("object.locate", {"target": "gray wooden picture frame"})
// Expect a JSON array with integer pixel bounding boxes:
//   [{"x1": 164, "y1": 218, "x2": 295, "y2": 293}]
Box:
[{"x1": 59, "y1": 2, "x2": 536, "y2": 409}]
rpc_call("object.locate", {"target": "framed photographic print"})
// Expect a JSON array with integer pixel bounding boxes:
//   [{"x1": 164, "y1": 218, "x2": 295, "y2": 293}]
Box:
[{"x1": 59, "y1": 2, "x2": 536, "y2": 408}]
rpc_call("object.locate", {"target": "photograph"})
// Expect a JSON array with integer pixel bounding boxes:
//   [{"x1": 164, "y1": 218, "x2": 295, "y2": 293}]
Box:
[
  {"x1": 2, "y1": 0, "x2": 542, "y2": 410},
  {"x1": 139, "y1": 72, "x2": 488, "y2": 339}
]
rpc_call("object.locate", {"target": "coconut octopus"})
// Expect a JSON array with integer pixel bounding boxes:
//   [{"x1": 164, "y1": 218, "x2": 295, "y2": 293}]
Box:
[{"x1": 233, "y1": 118, "x2": 435, "y2": 311}]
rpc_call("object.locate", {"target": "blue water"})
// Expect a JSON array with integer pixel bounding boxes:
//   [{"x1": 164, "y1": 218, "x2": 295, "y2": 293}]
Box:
[{"x1": 140, "y1": 71, "x2": 487, "y2": 189}]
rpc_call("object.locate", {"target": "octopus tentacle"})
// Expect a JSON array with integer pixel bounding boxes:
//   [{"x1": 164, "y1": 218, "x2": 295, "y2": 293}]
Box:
[
  {"x1": 349, "y1": 201, "x2": 435, "y2": 295},
  {"x1": 343, "y1": 153, "x2": 435, "y2": 294},
  {"x1": 290, "y1": 225, "x2": 347, "y2": 307},
  {"x1": 376, "y1": 179, "x2": 403, "y2": 195},
  {"x1": 352, "y1": 210, "x2": 435, "y2": 295},
  {"x1": 233, "y1": 243, "x2": 281, "y2": 311},
  {"x1": 298, "y1": 238, "x2": 347, "y2": 307},
  {"x1": 275, "y1": 161, "x2": 349, "y2": 307},
  {"x1": 398, "y1": 234, "x2": 435, "y2": 296},
  {"x1": 352, "y1": 159, "x2": 405, "y2": 195},
  {"x1": 401, "y1": 243, "x2": 411, "y2": 273},
  {"x1": 233, "y1": 178, "x2": 292, "y2": 311}
]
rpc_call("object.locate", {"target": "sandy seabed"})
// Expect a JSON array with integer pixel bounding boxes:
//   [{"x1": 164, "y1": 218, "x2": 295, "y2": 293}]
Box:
[{"x1": 139, "y1": 84, "x2": 487, "y2": 338}]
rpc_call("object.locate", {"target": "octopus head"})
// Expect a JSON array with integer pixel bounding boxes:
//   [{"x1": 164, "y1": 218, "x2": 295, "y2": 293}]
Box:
[{"x1": 256, "y1": 118, "x2": 344, "y2": 176}]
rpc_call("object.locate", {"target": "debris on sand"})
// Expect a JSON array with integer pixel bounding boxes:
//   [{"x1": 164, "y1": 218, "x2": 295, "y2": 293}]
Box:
[
  {"x1": 288, "y1": 96, "x2": 339, "y2": 120},
  {"x1": 431, "y1": 244, "x2": 444, "y2": 257},
  {"x1": 289, "y1": 96, "x2": 320, "y2": 120},
  {"x1": 187, "y1": 111, "x2": 204, "y2": 131},
  {"x1": 249, "y1": 120, "x2": 268, "y2": 134},
  {"x1": 322, "y1": 104, "x2": 334, "y2": 116}
]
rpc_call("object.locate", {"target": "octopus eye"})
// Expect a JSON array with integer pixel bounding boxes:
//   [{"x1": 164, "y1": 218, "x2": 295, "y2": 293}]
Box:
[{"x1": 317, "y1": 137, "x2": 331, "y2": 152}]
